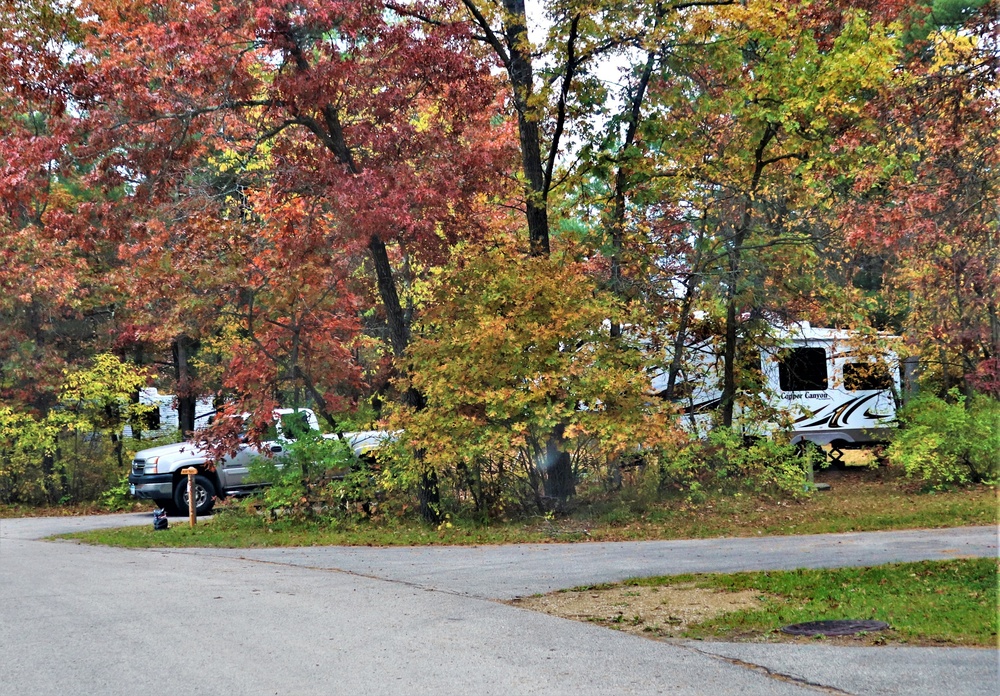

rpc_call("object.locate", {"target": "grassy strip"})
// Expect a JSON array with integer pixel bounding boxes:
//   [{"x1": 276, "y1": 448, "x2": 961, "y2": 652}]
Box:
[
  {"x1": 60, "y1": 512, "x2": 554, "y2": 547},
  {"x1": 58, "y1": 476, "x2": 997, "y2": 548},
  {"x1": 619, "y1": 559, "x2": 998, "y2": 646},
  {"x1": 577, "y1": 479, "x2": 997, "y2": 540},
  {"x1": 0, "y1": 502, "x2": 146, "y2": 518}
]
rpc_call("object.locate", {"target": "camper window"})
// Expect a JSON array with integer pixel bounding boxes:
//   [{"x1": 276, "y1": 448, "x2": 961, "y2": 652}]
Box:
[
  {"x1": 843, "y1": 361, "x2": 892, "y2": 391},
  {"x1": 778, "y1": 347, "x2": 828, "y2": 391},
  {"x1": 142, "y1": 408, "x2": 161, "y2": 431}
]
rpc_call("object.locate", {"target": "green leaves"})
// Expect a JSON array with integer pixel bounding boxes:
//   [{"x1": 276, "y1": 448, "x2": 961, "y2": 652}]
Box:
[
  {"x1": 0, "y1": 354, "x2": 151, "y2": 504},
  {"x1": 888, "y1": 391, "x2": 1000, "y2": 488},
  {"x1": 248, "y1": 429, "x2": 363, "y2": 519}
]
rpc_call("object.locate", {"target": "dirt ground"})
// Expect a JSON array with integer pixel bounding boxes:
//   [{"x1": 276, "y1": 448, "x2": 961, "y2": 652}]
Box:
[
  {"x1": 509, "y1": 581, "x2": 912, "y2": 646},
  {"x1": 511, "y1": 582, "x2": 933, "y2": 647},
  {"x1": 510, "y1": 583, "x2": 764, "y2": 639}
]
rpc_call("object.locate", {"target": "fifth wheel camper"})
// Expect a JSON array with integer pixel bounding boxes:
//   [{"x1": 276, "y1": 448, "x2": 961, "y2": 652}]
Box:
[{"x1": 651, "y1": 323, "x2": 901, "y2": 464}]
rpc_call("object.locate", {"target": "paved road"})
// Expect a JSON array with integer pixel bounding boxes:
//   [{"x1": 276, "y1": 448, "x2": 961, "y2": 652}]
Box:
[
  {"x1": 0, "y1": 514, "x2": 996, "y2": 695},
  {"x1": 184, "y1": 525, "x2": 996, "y2": 599}
]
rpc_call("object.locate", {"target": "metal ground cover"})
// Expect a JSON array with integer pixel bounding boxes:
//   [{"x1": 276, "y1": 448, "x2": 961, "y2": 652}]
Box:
[{"x1": 781, "y1": 620, "x2": 891, "y2": 636}]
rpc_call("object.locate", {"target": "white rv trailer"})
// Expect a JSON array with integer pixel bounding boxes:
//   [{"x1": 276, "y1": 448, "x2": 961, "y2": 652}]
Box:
[
  {"x1": 650, "y1": 323, "x2": 900, "y2": 463},
  {"x1": 122, "y1": 388, "x2": 216, "y2": 439}
]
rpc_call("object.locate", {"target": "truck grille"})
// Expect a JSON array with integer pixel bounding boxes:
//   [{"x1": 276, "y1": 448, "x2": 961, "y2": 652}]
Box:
[{"x1": 132, "y1": 459, "x2": 146, "y2": 474}]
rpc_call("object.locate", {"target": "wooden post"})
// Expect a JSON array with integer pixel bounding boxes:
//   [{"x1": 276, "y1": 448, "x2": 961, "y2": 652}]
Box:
[{"x1": 180, "y1": 467, "x2": 198, "y2": 527}]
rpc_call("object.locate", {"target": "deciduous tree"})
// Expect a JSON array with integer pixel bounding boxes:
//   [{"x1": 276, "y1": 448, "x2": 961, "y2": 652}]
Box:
[{"x1": 842, "y1": 3, "x2": 999, "y2": 397}]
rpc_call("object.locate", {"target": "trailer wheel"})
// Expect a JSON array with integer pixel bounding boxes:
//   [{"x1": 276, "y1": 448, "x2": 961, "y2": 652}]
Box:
[{"x1": 795, "y1": 441, "x2": 826, "y2": 469}]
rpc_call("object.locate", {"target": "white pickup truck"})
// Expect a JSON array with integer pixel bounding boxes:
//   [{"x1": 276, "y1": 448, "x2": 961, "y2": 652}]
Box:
[{"x1": 127, "y1": 408, "x2": 387, "y2": 515}]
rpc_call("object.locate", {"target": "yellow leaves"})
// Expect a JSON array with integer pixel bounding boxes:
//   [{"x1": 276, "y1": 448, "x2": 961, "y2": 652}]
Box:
[
  {"x1": 207, "y1": 144, "x2": 272, "y2": 176},
  {"x1": 411, "y1": 102, "x2": 440, "y2": 134},
  {"x1": 714, "y1": 0, "x2": 796, "y2": 35},
  {"x1": 61, "y1": 354, "x2": 147, "y2": 402},
  {"x1": 389, "y1": 239, "x2": 670, "y2": 476},
  {"x1": 59, "y1": 354, "x2": 152, "y2": 433},
  {"x1": 0, "y1": 355, "x2": 153, "y2": 465},
  {"x1": 0, "y1": 406, "x2": 60, "y2": 463},
  {"x1": 928, "y1": 30, "x2": 981, "y2": 75}
]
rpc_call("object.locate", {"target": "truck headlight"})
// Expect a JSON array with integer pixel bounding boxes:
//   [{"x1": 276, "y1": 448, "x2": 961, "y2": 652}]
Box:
[{"x1": 145, "y1": 456, "x2": 159, "y2": 474}]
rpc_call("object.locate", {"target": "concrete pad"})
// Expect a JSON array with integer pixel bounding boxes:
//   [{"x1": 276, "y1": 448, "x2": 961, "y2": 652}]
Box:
[{"x1": 687, "y1": 641, "x2": 999, "y2": 696}]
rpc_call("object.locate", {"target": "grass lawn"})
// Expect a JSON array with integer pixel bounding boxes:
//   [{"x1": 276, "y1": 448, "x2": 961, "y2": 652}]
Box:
[
  {"x1": 0, "y1": 502, "x2": 146, "y2": 518},
  {"x1": 58, "y1": 470, "x2": 997, "y2": 548},
  {"x1": 591, "y1": 559, "x2": 999, "y2": 647}
]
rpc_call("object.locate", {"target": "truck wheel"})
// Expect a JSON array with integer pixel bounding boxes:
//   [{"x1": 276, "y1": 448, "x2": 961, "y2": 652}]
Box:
[{"x1": 173, "y1": 474, "x2": 216, "y2": 516}]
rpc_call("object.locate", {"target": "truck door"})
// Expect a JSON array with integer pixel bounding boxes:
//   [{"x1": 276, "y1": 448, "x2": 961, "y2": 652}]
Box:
[{"x1": 219, "y1": 440, "x2": 258, "y2": 490}]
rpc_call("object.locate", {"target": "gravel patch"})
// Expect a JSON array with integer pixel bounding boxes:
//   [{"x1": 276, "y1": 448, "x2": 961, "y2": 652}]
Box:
[{"x1": 511, "y1": 583, "x2": 763, "y2": 638}]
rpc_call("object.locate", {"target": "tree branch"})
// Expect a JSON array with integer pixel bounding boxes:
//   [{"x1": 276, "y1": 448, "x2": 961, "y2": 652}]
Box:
[
  {"x1": 116, "y1": 99, "x2": 277, "y2": 128},
  {"x1": 544, "y1": 13, "x2": 580, "y2": 192},
  {"x1": 459, "y1": 0, "x2": 512, "y2": 69}
]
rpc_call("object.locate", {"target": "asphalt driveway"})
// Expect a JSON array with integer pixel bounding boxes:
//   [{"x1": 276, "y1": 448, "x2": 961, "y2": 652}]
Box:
[{"x1": 0, "y1": 514, "x2": 995, "y2": 695}]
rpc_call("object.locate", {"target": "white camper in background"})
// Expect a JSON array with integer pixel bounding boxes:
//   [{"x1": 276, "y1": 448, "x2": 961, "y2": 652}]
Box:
[
  {"x1": 651, "y1": 323, "x2": 900, "y2": 464},
  {"x1": 123, "y1": 388, "x2": 216, "y2": 439}
]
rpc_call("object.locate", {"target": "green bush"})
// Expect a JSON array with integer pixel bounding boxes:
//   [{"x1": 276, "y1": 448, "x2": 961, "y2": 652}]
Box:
[
  {"x1": 0, "y1": 355, "x2": 154, "y2": 506},
  {"x1": 98, "y1": 475, "x2": 136, "y2": 511},
  {"x1": 888, "y1": 391, "x2": 999, "y2": 488},
  {"x1": 248, "y1": 429, "x2": 367, "y2": 519},
  {"x1": 653, "y1": 429, "x2": 810, "y2": 500},
  {"x1": 0, "y1": 407, "x2": 61, "y2": 505}
]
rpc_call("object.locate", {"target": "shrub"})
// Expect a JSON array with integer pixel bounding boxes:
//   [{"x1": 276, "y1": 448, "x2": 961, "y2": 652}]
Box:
[
  {"x1": 247, "y1": 428, "x2": 368, "y2": 519},
  {"x1": 0, "y1": 355, "x2": 154, "y2": 506},
  {"x1": 888, "y1": 390, "x2": 999, "y2": 488},
  {"x1": 0, "y1": 408, "x2": 61, "y2": 505},
  {"x1": 98, "y1": 475, "x2": 136, "y2": 511},
  {"x1": 653, "y1": 429, "x2": 810, "y2": 500}
]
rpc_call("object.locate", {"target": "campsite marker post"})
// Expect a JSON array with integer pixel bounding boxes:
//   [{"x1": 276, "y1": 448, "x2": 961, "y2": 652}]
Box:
[{"x1": 180, "y1": 467, "x2": 198, "y2": 527}]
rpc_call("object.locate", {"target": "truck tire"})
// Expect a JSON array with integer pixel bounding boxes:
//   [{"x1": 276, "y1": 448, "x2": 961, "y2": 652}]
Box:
[{"x1": 173, "y1": 474, "x2": 216, "y2": 516}]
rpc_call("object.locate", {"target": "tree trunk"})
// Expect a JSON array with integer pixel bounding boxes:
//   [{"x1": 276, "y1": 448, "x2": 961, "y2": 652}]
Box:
[
  {"x1": 417, "y1": 469, "x2": 441, "y2": 524},
  {"x1": 41, "y1": 450, "x2": 60, "y2": 504},
  {"x1": 721, "y1": 284, "x2": 739, "y2": 428},
  {"x1": 112, "y1": 432, "x2": 124, "y2": 472},
  {"x1": 368, "y1": 234, "x2": 411, "y2": 358},
  {"x1": 172, "y1": 335, "x2": 199, "y2": 439},
  {"x1": 501, "y1": 0, "x2": 550, "y2": 257},
  {"x1": 664, "y1": 221, "x2": 708, "y2": 401},
  {"x1": 404, "y1": 386, "x2": 440, "y2": 524},
  {"x1": 607, "y1": 50, "x2": 656, "y2": 338},
  {"x1": 720, "y1": 125, "x2": 773, "y2": 428},
  {"x1": 664, "y1": 283, "x2": 698, "y2": 400},
  {"x1": 721, "y1": 203, "x2": 751, "y2": 429},
  {"x1": 542, "y1": 423, "x2": 575, "y2": 501}
]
